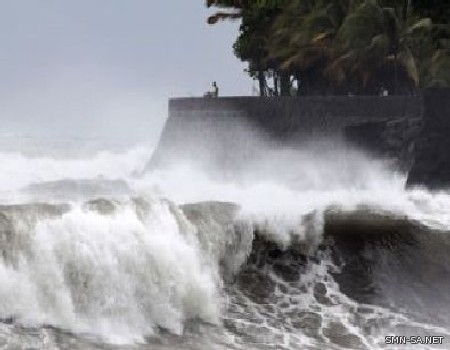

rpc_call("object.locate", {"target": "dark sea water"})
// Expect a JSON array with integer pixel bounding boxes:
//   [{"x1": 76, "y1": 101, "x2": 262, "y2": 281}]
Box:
[{"x1": 1, "y1": 136, "x2": 450, "y2": 349}]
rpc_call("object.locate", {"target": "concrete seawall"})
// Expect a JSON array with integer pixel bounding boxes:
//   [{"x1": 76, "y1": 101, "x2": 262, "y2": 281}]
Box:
[
  {"x1": 149, "y1": 90, "x2": 450, "y2": 188},
  {"x1": 167, "y1": 96, "x2": 422, "y2": 138}
]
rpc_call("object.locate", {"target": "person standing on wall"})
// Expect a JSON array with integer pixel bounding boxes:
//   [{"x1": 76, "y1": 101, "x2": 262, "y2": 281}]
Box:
[{"x1": 212, "y1": 81, "x2": 219, "y2": 97}]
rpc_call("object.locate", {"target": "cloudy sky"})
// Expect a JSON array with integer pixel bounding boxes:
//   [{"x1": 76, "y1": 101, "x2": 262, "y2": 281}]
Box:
[{"x1": 0, "y1": 1, "x2": 250, "y2": 145}]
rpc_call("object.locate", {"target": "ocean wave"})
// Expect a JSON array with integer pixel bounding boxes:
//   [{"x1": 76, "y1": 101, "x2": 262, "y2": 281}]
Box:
[
  {"x1": 0, "y1": 197, "x2": 449, "y2": 349},
  {"x1": 1, "y1": 141, "x2": 450, "y2": 349}
]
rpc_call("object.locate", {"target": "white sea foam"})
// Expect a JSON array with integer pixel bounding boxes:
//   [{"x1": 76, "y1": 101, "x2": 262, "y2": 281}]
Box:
[
  {"x1": 1, "y1": 140, "x2": 450, "y2": 348},
  {"x1": 137, "y1": 143, "x2": 450, "y2": 241},
  {"x1": 0, "y1": 199, "x2": 223, "y2": 343}
]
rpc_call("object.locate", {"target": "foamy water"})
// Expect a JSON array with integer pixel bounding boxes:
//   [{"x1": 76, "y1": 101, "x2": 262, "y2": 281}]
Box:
[{"x1": 0, "y1": 139, "x2": 450, "y2": 349}]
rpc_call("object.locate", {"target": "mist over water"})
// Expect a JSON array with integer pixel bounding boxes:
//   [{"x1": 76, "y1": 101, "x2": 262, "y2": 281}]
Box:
[{"x1": 1, "y1": 130, "x2": 450, "y2": 349}]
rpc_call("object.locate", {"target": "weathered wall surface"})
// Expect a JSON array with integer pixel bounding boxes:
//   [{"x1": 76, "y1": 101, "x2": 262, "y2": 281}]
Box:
[
  {"x1": 149, "y1": 95, "x2": 423, "y2": 173},
  {"x1": 168, "y1": 96, "x2": 422, "y2": 138}
]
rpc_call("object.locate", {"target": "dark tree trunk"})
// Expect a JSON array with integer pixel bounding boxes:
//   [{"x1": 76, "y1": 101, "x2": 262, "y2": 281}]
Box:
[
  {"x1": 274, "y1": 72, "x2": 279, "y2": 96},
  {"x1": 394, "y1": 53, "x2": 399, "y2": 95},
  {"x1": 299, "y1": 70, "x2": 311, "y2": 95},
  {"x1": 258, "y1": 70, "x2": 266, "y2": 97},
  {"x1": 280, "y1": 72, "x2": 290, "y2": 96},
  {"x1": 402, "y1": 0, "x2": 410, "y2": 21}
]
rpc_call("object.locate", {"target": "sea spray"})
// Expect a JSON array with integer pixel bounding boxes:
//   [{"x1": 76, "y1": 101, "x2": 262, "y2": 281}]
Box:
[
  {"x1": 0, "y1": 198, "x2": 226, "y2": 342},
  {"x1": 1, "y1": 141, "x2": 450, "y2": 349},
  {"x1": 0, "y1": 146, "x2": 150, "y2": 193}
]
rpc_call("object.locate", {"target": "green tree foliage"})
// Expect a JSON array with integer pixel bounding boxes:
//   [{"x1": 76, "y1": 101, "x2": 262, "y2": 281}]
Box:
[{"x1": 206, "y1": 0, "x2": 449, "y2": 95}]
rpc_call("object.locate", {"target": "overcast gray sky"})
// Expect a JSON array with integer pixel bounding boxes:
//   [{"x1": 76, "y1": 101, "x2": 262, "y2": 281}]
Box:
[{"x1": 0, "y1": 1, "x2": 250, "y2": 145}]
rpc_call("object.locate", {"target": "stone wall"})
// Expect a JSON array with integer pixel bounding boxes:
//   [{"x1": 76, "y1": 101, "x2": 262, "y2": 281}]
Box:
[
  {"x1": 168, "y1": 96, "x2": 422, "y2": 139},
  {"x1": 149, "y1": 91, "x2": 450, "y2": 189},
  {"x1": 149, "y1": 95, "x2": 422, "y2": 173}
]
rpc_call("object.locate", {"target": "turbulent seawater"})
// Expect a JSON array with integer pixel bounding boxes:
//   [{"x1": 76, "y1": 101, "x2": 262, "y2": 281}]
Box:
[{"x1": 1, "y1": 136, "x2": 450, "y2": 350}]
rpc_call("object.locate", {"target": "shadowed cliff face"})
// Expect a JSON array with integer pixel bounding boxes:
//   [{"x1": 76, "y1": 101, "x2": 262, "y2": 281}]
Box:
[{"x1": 407, "y1": 89, "x2": 450, "y2": 189}]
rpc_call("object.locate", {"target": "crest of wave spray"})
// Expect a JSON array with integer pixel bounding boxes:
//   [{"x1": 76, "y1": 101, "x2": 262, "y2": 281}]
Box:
[
  {"x1": 138, "y1": 117, "x2": 450, "y2": 242},
  {"x1": 1, "y1": 120, "x2": 450, "y2": 347},
  {"x1": 0, "y1": 197, "x2": 230, "y2": 344}
]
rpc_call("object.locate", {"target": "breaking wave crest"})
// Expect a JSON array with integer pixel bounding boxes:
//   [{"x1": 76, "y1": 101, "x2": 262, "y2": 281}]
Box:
[{"x1": 1, "y1": 143, "x2": 450, "y2": 349}]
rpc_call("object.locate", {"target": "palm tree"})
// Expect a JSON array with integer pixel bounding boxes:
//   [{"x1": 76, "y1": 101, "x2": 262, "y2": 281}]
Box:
[
  {"x1": 205, "y1": 0, "x2": 449, "y2": 94},
  {"x1": 410, "y1": 0, "x2": 450, "y2": 88},
  {"x1": 331, "y1": 0, "x2": 430, "y2": 94},
  {"x1": 206, "y1": 0, "x2": 243, "y2": 24},
  {"x1": 267, "y1": 0, "x2": 361, "y2": 95}
]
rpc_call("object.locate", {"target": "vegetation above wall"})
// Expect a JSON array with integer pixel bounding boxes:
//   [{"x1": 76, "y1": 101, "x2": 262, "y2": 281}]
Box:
[{"x1": 206, "y1": 0, "x2": 449, "y2": 96}]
